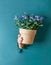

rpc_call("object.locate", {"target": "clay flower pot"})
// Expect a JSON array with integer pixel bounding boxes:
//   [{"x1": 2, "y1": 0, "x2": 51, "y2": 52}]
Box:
[{"x1": 19, "y1": 28, "x2": 37, "y2": 44}]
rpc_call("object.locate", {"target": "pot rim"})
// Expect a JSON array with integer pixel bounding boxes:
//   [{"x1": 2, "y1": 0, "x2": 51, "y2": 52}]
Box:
[{"x1": 19, "y1": 28, "x2": 37, "y2": 31}]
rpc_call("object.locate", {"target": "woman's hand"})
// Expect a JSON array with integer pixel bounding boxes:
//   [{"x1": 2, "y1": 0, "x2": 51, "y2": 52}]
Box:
[
  {"x1": 18, "y1": 34, "x2": 23, "y2": 44},
  {"x1": 18, "y1": 34, "x2": 24, "y2": 49}
]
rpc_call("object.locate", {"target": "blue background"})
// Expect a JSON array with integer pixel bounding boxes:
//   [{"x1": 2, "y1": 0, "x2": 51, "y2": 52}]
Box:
[{"x1": 0, "y1": 0, "x2": 51, "y2": 65}]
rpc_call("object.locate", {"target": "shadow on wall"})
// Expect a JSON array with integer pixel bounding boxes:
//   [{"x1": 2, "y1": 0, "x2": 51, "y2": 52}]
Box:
[{"x1": 35, "y1": 17, "x2": 51, "y2": 44}]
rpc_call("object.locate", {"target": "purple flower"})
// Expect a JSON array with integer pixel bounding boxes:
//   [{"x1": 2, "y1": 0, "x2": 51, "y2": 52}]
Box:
[
  {"x1": 21, "y1": 12, "x2": 28, "y2": 20},
  {"x1": 35, "y1": 15, "x2": 44, "y2": 21},
  {"x1": 39, "y1": 16, "x2": 44, "y2": 21},
  {"x1": 14, "y1": 16, "x2": 19, "y2": 21},
  {"x1": 35, "y1": 15, "x2": 40, "y2": 21},
  {"x1": 22, "y1": 15, "x2": 28, "y2": 20},
  {"x1": 30, "y1": 14, "x2": 35, "y2": 21}
]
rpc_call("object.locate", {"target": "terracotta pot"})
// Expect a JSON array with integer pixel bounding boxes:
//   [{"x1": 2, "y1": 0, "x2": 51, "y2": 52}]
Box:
[{"x1": 19, "y1": 28, "x2": 37, "y2": 44}]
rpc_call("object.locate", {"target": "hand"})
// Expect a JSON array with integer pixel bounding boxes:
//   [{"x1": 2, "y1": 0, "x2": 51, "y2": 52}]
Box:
[
  {"x1": 18, "y1": 34, "x2": 23, "y2": 44},
  {"x1": 18, "y1": 34, "x2": 24, "y2": 49}
]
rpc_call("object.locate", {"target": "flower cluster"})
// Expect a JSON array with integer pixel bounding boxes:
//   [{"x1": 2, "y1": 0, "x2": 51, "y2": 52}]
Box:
[{"x1": 14, "y1": 13, "x2": 44, "y2": 30}]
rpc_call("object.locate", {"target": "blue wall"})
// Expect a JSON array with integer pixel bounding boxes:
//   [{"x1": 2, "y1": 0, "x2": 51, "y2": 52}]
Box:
[{"x1": 0, "y1": 0, "x2": 51, "y2": 65}]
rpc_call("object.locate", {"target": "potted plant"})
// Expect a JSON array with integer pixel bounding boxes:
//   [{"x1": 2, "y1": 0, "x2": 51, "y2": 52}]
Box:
[{"x1": 14, "y1": 12, "x2": 44, "y2": 51}]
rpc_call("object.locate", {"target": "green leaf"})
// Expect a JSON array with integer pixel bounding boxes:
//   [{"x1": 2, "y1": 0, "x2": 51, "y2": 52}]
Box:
[
  {"x1": 39, "y1": 24, "x2": 43, "y2": 27},
  {"x1": 34, "y1": 21, "x2": 37, "y2": 25}
]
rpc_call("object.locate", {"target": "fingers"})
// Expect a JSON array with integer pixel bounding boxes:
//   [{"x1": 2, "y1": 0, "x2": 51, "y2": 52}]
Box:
[
  {"x1": 18, "y1": 34, "x2": 24, "y2": 49},
  {"x1": 18, "y1": 34, "x2": 21, "y2": 37},
  {"x1": 18, "y1": 34, "x2": 23, "y2": 43}
]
